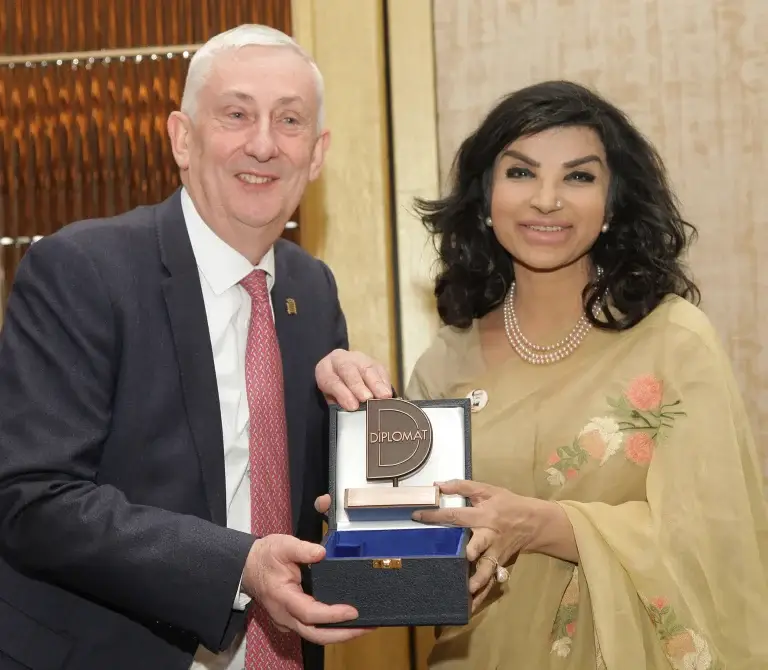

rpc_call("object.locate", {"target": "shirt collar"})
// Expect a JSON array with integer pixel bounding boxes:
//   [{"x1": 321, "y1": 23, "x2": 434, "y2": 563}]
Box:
[{"x1": 180, "y1": 187, "x2": 275, "y2": 296}]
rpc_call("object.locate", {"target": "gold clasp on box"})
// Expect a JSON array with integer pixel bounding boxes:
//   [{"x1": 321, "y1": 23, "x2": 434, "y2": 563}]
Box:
[{"x1": 372, "y1": 558, "x2": 402, "y2": 569}]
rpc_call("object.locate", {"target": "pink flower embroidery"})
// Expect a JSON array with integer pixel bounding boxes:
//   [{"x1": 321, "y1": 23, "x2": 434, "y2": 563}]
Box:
[
  {"x1": 578, "y1": 429, "x2": 607, "y2": 460},
  {"x1": 664, "y1": 631, "x2": 696, "y2": 658},
  {"x1": 625, "y1": 432, "x2": 654, "y2": 465},
  {"x1": 565, "y1": 622, "x2": 576, "y2": 636},
  {"x1": 545, "y1": 376, "x2": 685, "y2": 486},
  {"x1": 644, "y1": 597, "x2": 719, "y2": 668},
  {"x1": 625, "y1": 374, "x2": 663, "y2": 411}
]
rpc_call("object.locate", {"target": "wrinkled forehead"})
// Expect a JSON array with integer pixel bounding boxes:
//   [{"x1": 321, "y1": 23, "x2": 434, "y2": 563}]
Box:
[{"x1": 200, "y1": 45, "x2": 320, "y2": 114}]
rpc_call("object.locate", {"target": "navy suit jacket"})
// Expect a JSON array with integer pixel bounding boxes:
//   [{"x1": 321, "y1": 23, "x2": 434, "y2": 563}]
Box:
[{"x1": 0, "y1": 190, "x2": 345, "y2": 670}]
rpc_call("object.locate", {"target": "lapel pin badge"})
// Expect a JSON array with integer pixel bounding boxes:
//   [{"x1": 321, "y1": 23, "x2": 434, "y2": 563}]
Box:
[
  {"x1": 467, "y1": 389, "x2": 488, "y2": 413},
  {"x1": 285, "y1": 298, "x2": 298, "y2": 315}
]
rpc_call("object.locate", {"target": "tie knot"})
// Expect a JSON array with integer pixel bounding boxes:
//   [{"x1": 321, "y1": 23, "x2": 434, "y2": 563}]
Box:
[{"x1": 240, "y1": 269, "x2": 270, "y2": 304}]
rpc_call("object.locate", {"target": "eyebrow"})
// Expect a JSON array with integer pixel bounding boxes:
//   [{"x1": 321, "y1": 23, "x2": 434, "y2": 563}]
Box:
[
  {"x1": 220, "y1": 91, "x2": 307, "y2": 108},
  {"x1": 501, "y1": 150, "x2": 604, "y2": 169},
  {"x1": 221, "y1": 90, "x2": 255, "y2": 103},
  {"x1": 563, "y1": 154, "x2": 603, "y2": 168}
]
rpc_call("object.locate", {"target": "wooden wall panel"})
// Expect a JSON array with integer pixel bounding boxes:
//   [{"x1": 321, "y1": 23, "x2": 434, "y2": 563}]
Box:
[
  {"x1": 290, "y1": 0, "x2": 400, "y2": 381},
  {"x1": 292, "y1": 0, "x2": 409, "y2": 669},
  {"x1": 0, "y1": 0, "x2": 291, "y2": 52},
  {"x1": 387, "y1": 0, "x2": 441, "y2": 387}
]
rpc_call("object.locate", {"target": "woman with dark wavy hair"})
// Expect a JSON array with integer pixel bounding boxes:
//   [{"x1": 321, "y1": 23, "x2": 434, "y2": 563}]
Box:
[{"x1": 408, "y1": 81, "x2": 768, "y2": 669}]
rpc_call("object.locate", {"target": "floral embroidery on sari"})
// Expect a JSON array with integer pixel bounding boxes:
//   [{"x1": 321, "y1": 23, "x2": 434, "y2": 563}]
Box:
[
  {"x1": 545, "y1": 374, "x2": 686, "y2": 486},
  {"x1": 644, "y1": 597, "x2": 724, "y2": 670},
  {"x1": 550, "y1": 567, "x2": 580, "y2": 658}
]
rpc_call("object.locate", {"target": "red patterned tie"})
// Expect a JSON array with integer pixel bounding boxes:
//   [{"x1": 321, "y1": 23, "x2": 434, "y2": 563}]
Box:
[{"x1": 240, "y1": 269, "x2": 303, "y2": 670}]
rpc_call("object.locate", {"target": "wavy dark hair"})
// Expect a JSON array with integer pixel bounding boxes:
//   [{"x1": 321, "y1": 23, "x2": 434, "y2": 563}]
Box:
[{"x1": 415, "y1": 80, "x2": 700, "y2": 331}]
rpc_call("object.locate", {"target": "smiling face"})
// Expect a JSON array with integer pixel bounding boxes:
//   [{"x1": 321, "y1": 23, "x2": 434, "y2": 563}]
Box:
[
  {"x1": 168, "y1": 44, "x2": 328, "y2": 254},
  {"x1": 489, "y1": 125, "x2": 610, "y2": 273}
]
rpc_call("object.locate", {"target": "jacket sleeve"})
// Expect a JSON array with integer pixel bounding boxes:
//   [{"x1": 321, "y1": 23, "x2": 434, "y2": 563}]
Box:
[{"x1": 0, "y1": 235, "x2": 254, "y2": 652}]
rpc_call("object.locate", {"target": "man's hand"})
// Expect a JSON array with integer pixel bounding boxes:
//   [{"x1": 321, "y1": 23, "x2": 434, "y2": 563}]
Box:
[
  {"x1": 315, "y1": 349, "x2": 393, "y2": 411},
  {"x1": 241, "y1": 535, "x2": 370, "y2": 645}
]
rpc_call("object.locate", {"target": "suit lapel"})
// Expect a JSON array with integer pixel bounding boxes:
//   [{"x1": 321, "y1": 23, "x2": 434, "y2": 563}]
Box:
[
  {"x1": 156, "y1": 191, "x2": 227, "y2": 526},
  {"x1": 272, "y1": 242, "x2": 311, "y2": 533}
]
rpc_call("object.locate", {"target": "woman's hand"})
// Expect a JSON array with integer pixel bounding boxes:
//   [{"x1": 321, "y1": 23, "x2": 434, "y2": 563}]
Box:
[{"x1": 413, "y1": 480, "x2": 578, "y2": 611}]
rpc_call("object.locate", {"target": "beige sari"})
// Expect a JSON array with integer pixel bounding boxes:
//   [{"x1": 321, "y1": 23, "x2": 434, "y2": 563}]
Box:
[{"x1": 406, "y1": 296, "x2": 768, "y2": 670}]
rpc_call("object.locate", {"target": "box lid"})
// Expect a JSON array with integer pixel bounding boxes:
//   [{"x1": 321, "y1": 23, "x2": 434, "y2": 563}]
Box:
[{"x1": 327, "y1": 398, "x2": 472, "y2": 531}]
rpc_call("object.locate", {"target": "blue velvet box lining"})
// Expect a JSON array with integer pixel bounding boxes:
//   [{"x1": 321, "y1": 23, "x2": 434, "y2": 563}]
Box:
[{"x1": 324, "y1": 527, "x2": 465, "y2": 559}]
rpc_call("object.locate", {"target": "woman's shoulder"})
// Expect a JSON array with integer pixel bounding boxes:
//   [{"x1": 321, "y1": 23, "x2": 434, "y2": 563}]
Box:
[
  {"x1": 628, "y1": 296, "x2": 733, "y2": 379},
  {"x1": 405, "y1": 322, "x2": 481, "y2": 400},
  {"x1": 642, "y1": 295, "x2": 722, "y2": 353}
]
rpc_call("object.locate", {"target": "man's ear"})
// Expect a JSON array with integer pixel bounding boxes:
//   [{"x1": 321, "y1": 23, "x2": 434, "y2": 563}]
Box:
[
  {"x1": 308, "y1": 129, "x2": 331, "y2": 182},
  {"x1": 167, "y1": 111, "x2": 193, "y2": 170}
]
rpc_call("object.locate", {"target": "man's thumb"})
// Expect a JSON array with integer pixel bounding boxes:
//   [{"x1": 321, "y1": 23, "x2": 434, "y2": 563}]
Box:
[{"x1": 284, "y1": 538, "x2": 325, "y2": 565}]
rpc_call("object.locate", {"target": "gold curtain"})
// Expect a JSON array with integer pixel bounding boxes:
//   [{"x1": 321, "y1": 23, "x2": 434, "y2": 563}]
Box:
[{"x1": 0, "y1": 0, "x2": 294, "y2": 312}]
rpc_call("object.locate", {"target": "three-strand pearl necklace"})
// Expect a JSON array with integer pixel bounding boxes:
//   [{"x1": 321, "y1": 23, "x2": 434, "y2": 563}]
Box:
[{"x1": 502, "y1": 269, "x2": 604, "y2": 365}]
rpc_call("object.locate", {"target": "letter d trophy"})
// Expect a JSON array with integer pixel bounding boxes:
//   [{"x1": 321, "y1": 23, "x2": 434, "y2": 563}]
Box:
[{"x1": 344, "y1": 398, "x2": 440, "y2": 511}]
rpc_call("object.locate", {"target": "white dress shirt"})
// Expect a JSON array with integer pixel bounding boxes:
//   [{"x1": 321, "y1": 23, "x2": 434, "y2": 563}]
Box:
[{"x1": 181, "y1": 189, "x2": 275, "y2": 670}]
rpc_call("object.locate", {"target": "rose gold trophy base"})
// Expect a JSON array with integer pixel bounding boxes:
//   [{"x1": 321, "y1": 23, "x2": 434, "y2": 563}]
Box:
[{"x1": 344, "y1": 485, "x2": 440, "y2": 510}]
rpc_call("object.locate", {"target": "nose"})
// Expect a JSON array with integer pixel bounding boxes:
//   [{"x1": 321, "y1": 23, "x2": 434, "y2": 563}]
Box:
[
  {"x1": 530, "y1": 181, "x2": 563, "y2": 213},
  {"x1": 243, "y1": 120, "x2": 279, "y2": 162}
]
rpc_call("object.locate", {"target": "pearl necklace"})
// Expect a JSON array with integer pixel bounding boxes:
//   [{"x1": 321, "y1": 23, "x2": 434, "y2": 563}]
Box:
[{"x1": 503, "y1": 271, "x2": 604, "y2": 365}]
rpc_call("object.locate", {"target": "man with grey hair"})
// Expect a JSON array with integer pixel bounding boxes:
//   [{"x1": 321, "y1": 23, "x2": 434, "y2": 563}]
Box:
[{"x1": 0, "y1": 24, "x2": 393, "y2": 670}]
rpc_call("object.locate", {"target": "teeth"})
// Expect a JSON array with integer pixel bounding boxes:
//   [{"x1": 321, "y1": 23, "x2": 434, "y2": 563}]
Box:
[
  {"x1": 238, "y1": 174, "x2": 273, "y2": 184},
  {"x1": 528, "y1": 225, "x2": 564, "y2": 232}
]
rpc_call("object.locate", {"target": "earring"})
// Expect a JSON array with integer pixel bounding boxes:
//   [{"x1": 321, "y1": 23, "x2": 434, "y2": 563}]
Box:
[
  {"x1": 601, "y1": 222, "x2": 610, "y2": 233},
  {"x1": 485, "y1": 216, "x2": 493, "y2": 228}
]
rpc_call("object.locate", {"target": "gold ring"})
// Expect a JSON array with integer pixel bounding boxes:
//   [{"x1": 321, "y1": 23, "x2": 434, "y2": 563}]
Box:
[{"x1": 477, "y1": 555, "x2": 509, "y2": 583}]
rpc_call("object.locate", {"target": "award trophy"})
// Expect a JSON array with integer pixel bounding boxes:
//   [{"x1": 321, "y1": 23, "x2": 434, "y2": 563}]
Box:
[
  {"x1": 310, "y1": 397, "x2": 473, "y2": 628},
  {"x1": 343, "y1": 398, "x2": 440, "y2": 512}
]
